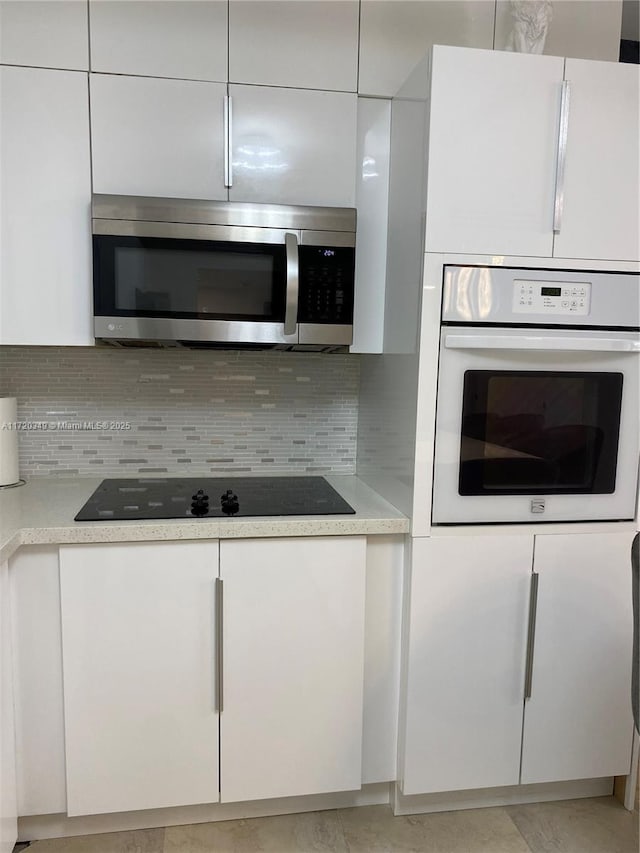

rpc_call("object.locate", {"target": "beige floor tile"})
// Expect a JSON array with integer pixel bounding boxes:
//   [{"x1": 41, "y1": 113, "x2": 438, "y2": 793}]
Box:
[
  {"x1": 163, "y1": 809, "x2": 348, "y2": 852},
  {"x1": 26, "y1": 827, "x2": 165, "y2": 853},
  {"x1": 337, "y1": 803, "x2": 530, "y2": 853},
  {"x1": 507, "y1": 796, "x2": 639, "y2": 853}
]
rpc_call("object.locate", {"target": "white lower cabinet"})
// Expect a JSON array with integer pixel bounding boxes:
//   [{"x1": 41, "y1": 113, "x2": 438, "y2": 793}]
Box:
[
  {"x1": 219, "y1": 536, "x2": 367, "y2": 802},
  {"x1": 400, "y1": 530, "x2": 636, "y2": 795},
  {"x1": 0, "y1": 560, "x2": 17, "y2": 853},
  {"x1": 59, "y1": 541, "x2": 221, "y2": 817},
  {"x1": 48, "y1": 535, "x2": 367, "y2": 817}
]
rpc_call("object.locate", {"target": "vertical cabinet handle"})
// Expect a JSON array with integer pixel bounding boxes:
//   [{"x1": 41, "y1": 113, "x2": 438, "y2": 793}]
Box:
[
  {"x1": 553, "y1": 80, "x2": 571, "y2": 233},
  {"x1": 283, "y1": 232, "x2": 299, "y2": 336},
  {"x1": 524, "y1": 571, "x2": 539, "y2": 700},
  {"x1": 224, "y1": 95, "x2": 233, "y2": 189},
  {"x1": 215, "y1": 577, "x2": 224, "y2": 713}
]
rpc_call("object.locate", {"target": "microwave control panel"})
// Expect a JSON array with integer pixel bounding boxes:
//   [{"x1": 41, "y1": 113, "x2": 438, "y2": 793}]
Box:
[
  {"x1": 298, "y1": 246, "x2": 355, "y2": 324},
  {"x1": 512, "y1": 279, "x2": 591, "y2": 316}
]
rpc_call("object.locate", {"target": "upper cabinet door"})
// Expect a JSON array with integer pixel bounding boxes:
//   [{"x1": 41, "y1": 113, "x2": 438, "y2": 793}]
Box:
[
  {"x1": 0, "y1": 0, "x2": 88, "y2": 70},
  {"x1": 358, "y1": 0, "x2": 495, "y2": 98},
  {"x1": 229, "y1": 85, "x2": 357, "y2": 207},
  {"x1": 90, "y1": 74, "x2": 227, "y2": 200},
  {"x1": 229, "y1": 0, "x2": 359, "y2": 92},
  {"x1": 89, "y1": 0, "x2": 228, "y2": 82},
  {"x1": 424, "y1": 46, "x2": 564, "y2": 258},
  {"x1": 553, "y1": 59, "x2": 640, "y2": 262},
  {"x1": 0, "y1": 67, "x2": 93, "y2": 346}
]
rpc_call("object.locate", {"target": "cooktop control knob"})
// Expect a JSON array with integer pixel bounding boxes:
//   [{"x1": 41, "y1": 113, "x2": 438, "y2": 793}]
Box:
[
  {"x1": 221, "y1": 489, "x2": 240, "y2": 515},
  {"x1": 190, "y1": 488, "x2": 210, "y2": 517}
]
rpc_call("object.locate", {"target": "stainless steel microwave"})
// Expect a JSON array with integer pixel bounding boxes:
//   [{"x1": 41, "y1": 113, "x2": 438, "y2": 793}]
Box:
[{"x1": 92, "y1": 195, "x2": 356, "y2": 350}]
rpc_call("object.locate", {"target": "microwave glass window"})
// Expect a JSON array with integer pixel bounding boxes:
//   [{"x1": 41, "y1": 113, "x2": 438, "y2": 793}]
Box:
[
  {"x1": 115, "y1": 247, "x2": 276, "y2": 319},
  {"x1": 459, "y1": 371, "x2": 623, "y2": 495}
]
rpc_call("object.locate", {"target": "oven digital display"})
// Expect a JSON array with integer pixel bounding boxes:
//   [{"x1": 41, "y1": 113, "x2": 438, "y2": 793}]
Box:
[{"x1": 540, "y1": 286, "x2": 562, "y2": 297}]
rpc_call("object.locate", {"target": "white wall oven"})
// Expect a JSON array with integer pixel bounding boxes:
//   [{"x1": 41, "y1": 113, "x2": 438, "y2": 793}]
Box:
[{"x1": 432, "y1": 266, "x2": 640, "y2": 524}]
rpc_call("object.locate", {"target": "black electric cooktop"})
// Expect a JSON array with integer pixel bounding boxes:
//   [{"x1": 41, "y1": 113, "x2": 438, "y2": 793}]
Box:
[{"x1": 75, "y1": 476, "x2": 356, "y2": 521}]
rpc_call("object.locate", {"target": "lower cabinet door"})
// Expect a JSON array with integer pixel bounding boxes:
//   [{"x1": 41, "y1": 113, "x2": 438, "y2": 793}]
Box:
[
  {"x1": 400, "y1": 535, "x2": 533, "y2": 795},
  {"x1": 219, "y1": 536, "x2": 367, "y2": 803},
  {"x1": 520, "y1": 532, "x2": 636, "y2": 784},
  {"x1": 0, "y1": 561, "x2": 17, "y2": 853},
  {"x1": 59, "y1": 542, "x2": 220, "y2": 816}
]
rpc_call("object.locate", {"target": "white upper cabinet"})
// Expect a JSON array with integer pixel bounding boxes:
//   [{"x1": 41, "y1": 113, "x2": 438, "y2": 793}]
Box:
[
  {"x1": 0, "y1": 66, "x2": 92, "y2": 346},
  {"x1": 553, "y1": 59, "x2": 640, "y2": 262},
  {"x1": 0, "y1": 0, "x2": 88, "y2": 70},
  {"x1": 358, "y1": 0, "x2": 495, "y2": 98},
  {"x1": 229, "y1": 84, "x2": 358, "y2": 206},
  {"x1": 90, "y1": 74, "x2": 227, "y2": 200},
  {"x1": 520, "y1": 532, "x2": 635, "y2": 784},
  {"x1": 219, "y1": 537, "x2": 366, "y2": 803},
  {"x1": 229, "y1": 0, "x2": 359, "y2": 92},
  {"x1": 424, "y1": 46, "x2": 564, "y2": 258},
  {"x1": 89, "y1": 0, "x2": 228, "y2": 82}
]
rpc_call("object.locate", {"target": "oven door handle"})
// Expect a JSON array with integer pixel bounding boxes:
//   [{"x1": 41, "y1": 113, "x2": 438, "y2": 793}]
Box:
[{"x1": 444, "y1": 335, "x2": 640, "y2": 353}]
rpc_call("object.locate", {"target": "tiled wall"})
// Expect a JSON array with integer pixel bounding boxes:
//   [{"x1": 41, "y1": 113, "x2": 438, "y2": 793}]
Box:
[{"x1": 0, "y1": 347, "x2": 359, "y2": 478}]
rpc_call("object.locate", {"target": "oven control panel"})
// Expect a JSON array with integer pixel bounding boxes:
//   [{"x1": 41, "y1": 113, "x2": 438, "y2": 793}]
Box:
[{"x1": 513, "y1": 280, "x2": 591, "y2": 316}]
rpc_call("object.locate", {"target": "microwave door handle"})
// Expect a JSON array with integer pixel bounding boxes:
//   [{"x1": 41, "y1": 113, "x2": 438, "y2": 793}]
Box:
[
  {"x1": 444, "y1": 334, "x2": 640, "y2": 354},
  {"x1": 284, "y1": 232, "x2": 299, "y2": 336}
]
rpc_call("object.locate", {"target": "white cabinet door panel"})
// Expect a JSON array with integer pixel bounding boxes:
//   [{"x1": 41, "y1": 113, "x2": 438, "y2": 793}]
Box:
[
  {"x1": 424, "y1": 46, "x2": 564, "y2": 257},
  {"x1": 9, "y1": 547, "x2": 66, "y2": 817},
  {"x1": 401, "y1": 536, "x2": 533, "y2": 795},
  {"x1": 0, "y1": 561, "x2": 17, "y2": 853},
  {"x1": 229, "y1": 85, "x2": 357, "y2": 207},
  {"x1": 553, "y1": 59, "x2": 640, "y2": 262},
  {"x1": 90, "y1": 74, "x2": 227, "y2": 200},
  {"x1": 229, "y1": 0, "x2": 358, "y2": 92},
  {"x1": 0, "y1": 66, "x2": 92, "y2": 346},
  {"x1": 0, "y1": 0, "x2": 88, "y2": 70},
  {"x1": 358, "y1": 0, "x2": 495, "y2": 98},
  {"x1": 90, "y1": 0, "x2": 227, "y2": 82},
  {"x1": 220, "y1": 536, "x2": 366, "y2": 803},
  {"x1": 521, "y1": 533, "x2": 636, "y2": 784},
  {"x1": 60, "y1": 542, "x2": 220, "y2": 816}
]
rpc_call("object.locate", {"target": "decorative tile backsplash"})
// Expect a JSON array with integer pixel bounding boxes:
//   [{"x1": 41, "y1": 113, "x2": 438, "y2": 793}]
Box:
[{"x1": 0, "y1": 347, "x2": 359, "y2": 478}]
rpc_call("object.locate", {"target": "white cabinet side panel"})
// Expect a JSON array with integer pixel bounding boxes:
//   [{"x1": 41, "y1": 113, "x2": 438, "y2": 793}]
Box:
[
  {"x1": 0, "y1": 0, "x2": 88, "y2": 70},
  {"x1": 0, "y1": 67, "x2": 92, "y2": 346},
  {"x1": 553, "y1": 59, "x2": 640, "y2": 263},
  {"x1": 220, "y1": 536, "x2": 366, "y2": 803},
  {"x1": 351, "y1": 98, "x2": 391, "y2": 354},
  {"x1": 401, "y1": 536, "x2": 533, "y2": 795},
  {"x1": 60, "y1": 542, "x2": 220, "y2": 816},
  {"x1": 0, "y1": 560, "x2": 17, "y2": 853},
  {"x1": 90, "y1": 74, "x2": 227, "y2": 200},
  {"x1": 9, "y1": 547, "x2": 66, "y2": 817},
  {"x1": 425, "y1": 46, "x2": 564, "y2": 257},
  {"x1": 229, "y1": 0, "x2": 358, "y2": 92},
  {"x1": 362, "y1": 535, "x2": 404, "y2": 784},
  {"x1": 89, "y1": 0, "x2": 228, "y2": 82},
  {"x1": 521, "y1": 532, "x2": 636, "y2": 784},
  {"x1": 229, "y1": 85, "x2": 357, "y2": 207}
]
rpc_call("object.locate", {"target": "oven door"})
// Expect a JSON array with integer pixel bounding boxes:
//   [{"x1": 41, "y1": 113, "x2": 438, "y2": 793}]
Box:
[
  {"x1": 432, "y1": 326, "x2": 640, "y2": 524},
  {"x1": 93, "y1": 222, "x2": 300, "y2": 345}
]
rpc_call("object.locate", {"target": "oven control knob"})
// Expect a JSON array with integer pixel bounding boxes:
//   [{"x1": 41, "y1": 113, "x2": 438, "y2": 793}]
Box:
[{"x1": 221, "y1": 489, "x2": 239, "y2": 515}]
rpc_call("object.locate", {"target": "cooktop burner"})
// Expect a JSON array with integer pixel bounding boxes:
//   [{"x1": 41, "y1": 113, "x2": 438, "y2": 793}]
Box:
[{"x1": 74, "y1": 476, "x2": 356, "y2": 521}]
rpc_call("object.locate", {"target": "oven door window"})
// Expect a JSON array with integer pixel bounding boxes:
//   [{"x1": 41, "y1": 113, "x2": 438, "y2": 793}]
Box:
[
  {"x1": 459, "y1": 371, "x2": 623, "y2": 495},
  {"x1": 93, "y1": 236, "x2": 286, "y2": 322}
]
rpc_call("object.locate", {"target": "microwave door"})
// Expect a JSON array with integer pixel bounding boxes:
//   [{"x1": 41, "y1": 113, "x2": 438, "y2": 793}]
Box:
[{"x1": 92, "y1": 225, "x2": 300, "y2": 346}]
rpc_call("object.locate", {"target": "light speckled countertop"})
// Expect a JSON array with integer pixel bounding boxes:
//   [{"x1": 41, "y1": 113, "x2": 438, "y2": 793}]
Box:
[{"x1": 0, "y1": 475, "x2": 409, "y2": 564}]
